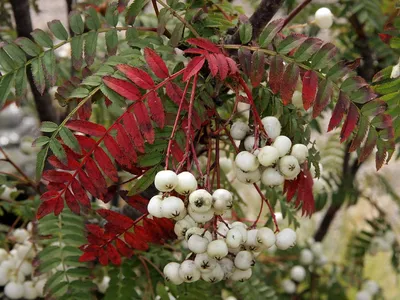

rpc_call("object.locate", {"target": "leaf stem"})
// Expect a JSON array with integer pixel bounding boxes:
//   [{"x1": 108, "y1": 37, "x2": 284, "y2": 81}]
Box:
[{"x1": 280, "y1": 0, "x2": 313, "y2": 31}]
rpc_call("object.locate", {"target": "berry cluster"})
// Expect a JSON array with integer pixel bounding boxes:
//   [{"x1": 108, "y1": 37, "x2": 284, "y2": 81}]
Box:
[
  {"x1": 147, "y1": 170, "x2": 297, "y2": 284},
  {"x1": 230, "y1": 117, "x2": 309, "y2": 186}
]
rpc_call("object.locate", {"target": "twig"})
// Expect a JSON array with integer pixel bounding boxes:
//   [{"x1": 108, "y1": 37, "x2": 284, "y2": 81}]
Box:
[{"x1": 280, "y1": 0, "x2": 313, "y2": 31}]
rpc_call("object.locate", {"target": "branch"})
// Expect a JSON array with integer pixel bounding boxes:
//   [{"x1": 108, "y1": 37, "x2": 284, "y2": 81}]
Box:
[
  {"x1": 227, "y1": 0, "x2": 285, "y2": 44},
  {"x1": 280, "y1": 0, "x2": 313, "y2": 31}
]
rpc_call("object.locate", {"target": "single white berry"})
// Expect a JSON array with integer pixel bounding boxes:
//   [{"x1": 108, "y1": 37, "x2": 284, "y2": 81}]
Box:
[
  {"x1": 282, "y1": 279, "x2": 296, "y2": 294},
  {"x1": 0, "y1": 249, "x2": 8, "y2": 263},
  {"x1": 219, "y1": 157, "x2": 233, "y2": 173},
  {"x1": 17, "y1": 243, "x2": 34, "y2": 260},
  {"x1": 261, "y1": 116, "x2": 281, "y2": 140},
  {"x1": 207, "y1": 240, "x2": 228, "y2": 260},
  {"x1": 245, "y1": 229, "x2": 260, "y2": 251},
  {"x1": 231, "y1": 222, "x2": 248, "y2": 243},
  {"x1": 23, "y1": 281, "x2": 38, "y2": 300},
  {"x1": 364, "y1": 280, "x2": 379, "y2": 295},
  {"x1": 235, "y1": 151, "x2": 259, "y2": 172},
  {"x1": 218, "y1": 258, "x2": 234, "y2": 279},
  {"x1": 154, "y1": 170, "x2": 178, "y2": 192},
  {"x1": 279, "y1": 155, "x2": 301, "y2": 179},
  {"x1": 186, "y1": 227, "x2": 205, "y2": 241},
  {"x1": 174, "y1": 219, "x2": 193, "y2": 238},
  {"x1": 234, "y1": 251, "x2": 255, "y2": 270},
  {"x1": 236, "y1": 168, "x2": 261, "y2": 184},
  {"x1": 230, "y1": 268, "x2": 252, "y2": 282},
  {"x1": 226, "y1": 228, "x2": 244, "y2": 248},
  {"x1": 291, "y1": 144, "x2": 308, "y2": 164},
  {"x1": 194, "y1": 253, "x2": 217, "y2": 273},
  {"x1": 230, "y1": 121, "x2": 249, "y2": 140},
  {"x1": 147, "y1": 195, "x2": 163, "y2": 218},
  {"x1": 256, "y1": 227, "x2": 276, "y2": 248},
  {"x1": 290, "y1": 265, "x2": 306, "y2": 282},
  {"x1": 275, "y1": 228, "x2": 297, "y2": 250},
  {"x1": 244, "y1": 136, "x2": 257, "y2": 152},
  {"x1": 261, "y1": 168, "x2": 284, "y2": 186},
  {"x1": 310, "y1": 242, "x2": 323, "y2": 257},
  {"x1": 18, "y1": 260, "x2": 32, "y2": 276},
  {"x1": 313, "y1": 178, "x2": 324, "y2": 194},
  {"x1": 201, "y1": 263, "x2": 224, "y2": 283},
  {"x1": 299, "y1": 249, "x2": 314, "y2": 265},
  {"x1": 188, "y1": 234, "x2": 209, "y2": 254},
  {"x1": 175, "y1": 172, "x2": 198, "y2": 195},
  {"x1": 257, "y1": 146, "x2": 279, "y2": 167},
  {"x1": 212, "y1": 189, "x2": 233, "y2": 212},
  {"x1": 391, "y1": 63, "x2": 400, "y2": 79},
  {"x1": 0, "y1": 266, "x2": 10, "y2": 286},
  {"x1": 315, "y1": 7, "x2": 333, "y2": 29},
  {"x1": 179, "y1": 260, "x2": 201, "y2": 282},
  {"x1": 292, "y1": 90, "x2": 303, "y2": 109},
  {"x1": 356, "y1": 290, "x2": 372, "y2": 300},
  {"x1": 164, "y1": 262, "x2": 184, "y2": 285},
  {"x1": 12, "y1": 229, "x2": 29, "y2": 244},
  {"x1": 188, "y1": 206, "x2": 214, "y2": 223},
  {"x1": 162, "y1": 196, "x2": 185, "y2": 219},
  {"x1": 4, "y1": 281, "x2": 24, "y2": 299},
  {"x1": 273, "y1": 136, "x2": 292, "y2": 157},
  {"x1": 97, "y1": 275, "x2": 110, "y2": 293},
  {"x1": 189, "y1": 189, "x2": 213, "y2": 213},
  {"x1": 34, "y1": 279, "x2": 46, "y2": 297},
  {"x1": 0, "y1": 186, "x2": 17, "y2": 202}
]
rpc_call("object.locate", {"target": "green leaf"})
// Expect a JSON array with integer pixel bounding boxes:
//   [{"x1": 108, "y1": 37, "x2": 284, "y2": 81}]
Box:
[
  {"x1": 33, "y1": 136, "x2": 50, "y2": 147},
  {"x1": 31, "y1": 57, "x2": 46, "y2": 94},
  {"x1": 84, "y1": 31, "x2": 98, "y2": 66},
  {"x1": 239, "y1": 23, "x2": 253, "y2": 44},
  {"x1": 69, "y1": 87, "x2": 90, "y2": 98},
  {"x1": 390, "y1": 37, "x2": 400, "y2": 49},
  {"x1": 85, "y1": 7, "x2": 101, "y2": 30},
  {"x1": 0, "y1": 73, "x2": 16, "y2": 108},
  {"x1": 82, "y1": 75, "x2": 102, "y2": 87},
  {"x1": 105, "y1": 3, "x2": 119, "y2": 27},
  {"x1": 126, "y1": 0, "x2": 146, "y2": 25},
  {"x1": 15, "y1": 37, "x2": 42, "y2": 56},
  {"x1": 36, "y1": 147, "x2": 49, "y2": 180},
  {"x1": 50, "y1": 281, "x2": 69, "y2": 298},
  {"x1": 128, "y1": 165, "x2": 162, "y2": 196},
  {"x1": 3, "y1": 43, "x2": 26, "y2": 66},
  {"x1": 157, "y1": 8, "x2": 171, "y2": 35},
  {"x1": 100, "y1": 84, "x2": 126, "y2": 107},
  {"x1": 0, "y1": 47, "x2": 16, "y2": 71},
  {"x1": 40, "y1": 121, "x2": 58, "y2": 132},
  {"x1": 44, "y1": 270, "x2": 65, "y2": 293},
  {"x1": 39, "y1": 257, "x2": 62, "y2": 272},
  {"x1": 71, "y1": 35, "x2": 84, "y2": 70},
  {"x1": 15, "y1": 67, "x2": 27, "y2": 97},
  {"x1": 126, "y1": 27, "x2": 139, "y2": 47},
  {"x1": 105, "y1": 29, "x2": 118, "y2": 56},
  {"x1": 277, "y1": 34, "x2": 306, "y2": 55},
  {"x1": 137, "y1": 152, "x2": 163, "y2": 167},
  {"x1": 48, "y1": 20, "x2": 69, "y2": 41},
  {"x1": 69, "y1": 11, "x2": 84, "y2": 35},
  {"x1": 31, "y1": 29, "x2": 53, "y2": 48},
  {"x1": 59, "y1": 127, "x2": 81, "y2": 154},
  {"x1": 49, "y1": 139, "x2": 67, "y2": 164},
  {"x1": 42, "y1": 50, "x2": 57, "y2": 86},
  {"x1": 293, "y1": 38, "x2": 322, "y2": 62},
  {"x1": 259, "y1": 19, "x2": 284, "y2": 48},
  {"x1": 311, "y1": 43, "x2": 336, "y2": 70},
  {"x1": 169, "y1": 22, "x2": 184, "y2": 48},
  {"x1": 156, "y1": 283, "x2": 170, "y2": 300}
]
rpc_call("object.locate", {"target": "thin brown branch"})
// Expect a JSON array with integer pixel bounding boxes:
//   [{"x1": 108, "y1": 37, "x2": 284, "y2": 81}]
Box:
[{"x1": 281, "y1": 0, "x2": 313, "y2": 31}]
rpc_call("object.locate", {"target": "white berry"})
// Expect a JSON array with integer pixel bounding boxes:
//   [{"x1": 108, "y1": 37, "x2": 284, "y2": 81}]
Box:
[
  {"x1": 290, "y1": 265, "x2": 306, "y2": 282},
  {"x1": 188, "y1": 234, "x2": 209, "y2": 254},
  {"x1": 4, "y1": 281, "x2": 24, "y2": 299},
  {"x1": 244, "y1": 136, "x2": 257, "y2": 151},
  {"x1": 218, "y1": 258, "x2": 234, "y2": 279},
  {"x1": 23, "y1": 281, "x2": 38, "y2": 300},
  {"x1": 207, "y1": 240, "x2": 228, "y2": 260},
  {"x1": 245, "y1": 229, "x2": 259, "y2": 251},
  {"x1": 34, "y1": 279, "x2": 46, "y2": 297},
  {"x1": 194, "y1": 253, "x2": 217, "y2": 273},
  {"x1": 0, "y1": 266, "x2": 10, "y2": 286},
  {"x1": 231, "y1": 222, "x2": 248, "y2": 243},
  {"x1": 356, "y1": 290, "x2": 372, "y2": 300},
  {"x1": 261, "y1": 116, "x2": 281, "y2": 140},
  {"x1": 174, "y1": 219, "x2": 193, "y2": 238},
  {"x1": 230, "y1": 268, "x2": 252, "y2": 282},
  {"x1": 230, "y1": 121, "x2": 249, "y2": 140},
  {"x1": 188, "y1": 206, "x2": 214, "y2": 223},
  {"x1": 282, "y1": 279, "x2": 296, "y2": 294},
  {"x1": 256, "y1": 227, "x2": 276, "y2": 248},
  {"x1": 257, "y1": 146, "x2": 279, "y2": 167},
  {"x1": 275, "y1": 228, "x2": 297, "y2": 250},
  {"x1": 162, "y1": 196, "x2": 185, "y2": 219},
  {"x1": 364, "y1": 280, "x2": 379, "y2": 295},
  {"x1": 315, "y1": 7, "x2": 333, "y2": 29},
  {"x1": 175, "y1": 172, "x2": 198, "y2": 195},
  {"x1": 279, "y1": 155, "x2": 300, "y2": 179},
  {"x1": 164, "y1": 262, "x2": 184, "y2": 285},
  {"x1": 212, "y1": 189, "x2": 233, "y2": 212},
  {"x1": 201, "y1": 263, "x2": 224, "y2": 283},
  {"x1": 179, "y1": 260, "x2": 201, "y2": 282},
  {"x1": 261, "y1": 168, "x2": 284, "y2": 186},
  {"x1": 273, "y1": 136, "x2": 292, "y2": 157},
  {"x1": 185, "y1": 227, "x2": 204, "y2": 241},
  {"x1": 234, "y1": 251, "x2": 255, "y2": 270},
  {"x1": 189, "y1": 189, "x2": 213, "y2": 213},
  {"x1": 299, "y1": 249, "x2": 314, "y2": 265},
  {"x1": 12, "y1": 229, "x2": 29, "y2": 244},
  {"x1": 236, "y1": 168, "x2": 261, "y2": 184},
  {"x1": 226, "y1": 228, "x2": 243, "y2": 248},
  {"x1": 235, "y1": 151, "x2": 259, "y2": 172},
  {"x1": 291, "y1": 144, "x2": 308, "y2": 164},
  {"x1": 292, "y1": 90, "x2": 303, "y2": 109},
  {"x1": 154, "y1": 170, "x2": 178, "y2": 192},
  {"x1": 147, "y1": 195, "x2": 163, "y2": 218}
]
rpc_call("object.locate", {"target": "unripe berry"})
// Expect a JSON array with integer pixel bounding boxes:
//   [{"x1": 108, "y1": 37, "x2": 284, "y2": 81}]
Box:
[
  {"x1": 279, "y1": 155, "x2": 300, "y2": 179},
  {"x1": 261, "y1": 116, "x2": 281, "y2": 140},
  {"x1": 194, "y1": 253, "x2": 217, "y2": 273},
  {"x1": 162, "y1": 196, "x2": 185, "y2": 219},
  {"x1": 230, "y1": 268, "x2": 252, "y2": 282},
  {"x1": 299, "y1": 249, "x2": 314, "y2": 265},
  {"x1": 230, "y1": 121, "x2": 249, "y2": 140},
  {"x1": 147, "y1": 195, "x2": 163, "y2": 218},
  {"x1": 234, "y1": 251, "x2": 255, "y2": 270},
  {"x1": 201, "y1": 263, "x2": 224, "y2": 283},
  {"x1": 212, "y1": 189, "x2": 233, "y2": 212},
  {"x1": 273, "y1": 136, "x2": 292, "y2": 157},
  {"x1": 282, "y1": 279, "x2": 296, "y2": 294},
  {"x1": 174, "y1": 219, "x2": 193, "y2": 238},
  {"x1": 4, "y1": 281, "x2": 24, "y2": 299},
  {"x1": 261, "y1": 168, "x2": 284, "y2": 186},
  {"x1": 179, "y1": 260, "x2": 201, "y2": 282},
  {"x1": 175, "y1": 172, "x2": 198, "y2": 195},
  {"x1": 236, "y1": 168, "x2": 261, "y2": 184},
  {"x1": 154, "y1": 170, "x2": 178, "y2": 192},
  {"x1": 207, "y1": 240, "x2": 228, "y2": 260},
  {"x1": 189, "y1": 189, "x2": 213, "y2": 213},
  {"x1": 188, "y1": 206, "x2": 214, "y2": 223},
  {"x1": 23, "y1": 281, "x2": 38, "y2": 300},
  {"x1": 244, "y1": 136, "x2": 257, "y2": 152},
  {"x1": 245, "y1": 229, "x2": 259, "y2": 251},
  {"x1": 226, "y1": 228, "x2": 243, "y2": 248},
  {"x1": 291, "y1": 144, "x2": 308, "y2": 164},
  {"x1": 164, "y1": 262, "x2": 184, "y2": 285},
  {"x1": 290, "y1": 265, "x2": 306, "y2": 282},
  {"x1": 256, "y1": 227, "x2": 276, "y2": 248},
  {"x1": 257, "y1": 146, "x2": 279, "y2": 167},
  {"x1": 235, "y1": 151, "x2": 259, "y2": 172},
  {"x1": 188, "y1": 235, "x2": 209, "y2": 254},
  {"x1": 275, "y1": 228, "x2": 297, "y2": 250},
  {"x1": 292, "y1": 90, "x2": 303, "y2": 109},
  {"x1": 315, "y1": 7, "x2": 333, "y2": 29},
  {"x1": 218, "y1": 258, "x2": 234, "y2": 279}
]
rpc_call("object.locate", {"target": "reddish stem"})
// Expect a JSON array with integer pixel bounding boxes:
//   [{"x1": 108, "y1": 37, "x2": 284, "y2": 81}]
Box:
[
  {"x1": 190, "y1": 143, "x2": 203, "y2": 177},
  {"x1": 215, "y1": 123, "x2": 221, "y2": 189},
  {"x1": 253, "y1": 183, "x2": 280, "y2": 232},
  {"x1": 186, "y1": 74, "x2": 198, "y2": 170},
  {"x1": 205, "y1": 138, "x2": 213, "y2": 191},
  {"x1": 280, "y1": 0, "x2": 313, "y2": 31}
]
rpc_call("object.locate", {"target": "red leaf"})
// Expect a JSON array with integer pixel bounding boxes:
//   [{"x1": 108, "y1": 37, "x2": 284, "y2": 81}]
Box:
[
  {"x1": 132, "y1": 101, "x2": 155, "y2": 144},
  {"x1": 98, "y1": 248, "x2": 109, "y2": 265},
  {"x1": 78, "y1": 169, "x2": 100, "y2": 199},
  {"x1": 47, "y1": 182, "x2": 65, "y2": 191},
  {"x1": 103, "y1": 133, "x2": 133, "y2": 171},
  {"x1": 116, "y1": 238, "x2": 133, "y2": 257},
  {"x1": 297, "y1": 170, "x2": 315, "y2": 217},
  {"x1": 184, "y1": 48, "x2": 209, "y2": 55},
  {"x1": 312, "y1": 80, "x2": 333, "y2": 118},
  {"x1": 250, "y1": 51, "x2": 265, "y2": 88},
  {"x1": 280, "y1": 63, "x2": 300, "y2": 105},
  {"x1": 327, "y1": 92, "x2": 350, "y2": 132},
  {"x1": 42, "y1": 170, "x2": 72, "y2": 183},
  {"x1": 94, "y1": 147, "x2": 119, "y2": 182},
  {"x1": 85, "y1": 157, "x2": 108, "y2": 195},
  {"x1": 115, "y1": 123, "x2": 137, "y2": 163},
  {"x1": 302, "y1": 70, "x2": 318, "y2": 110},
  {"x1": 147, "y1": 91, "x2": 165, "y2": 128},
  {"x1": 186, "y1": 38, "x2": 221, "y2": 53},
  {"x1": 216, "y1": 54, "x2": 229, "y2": 80},
  {"x1": 97, "y1": 209, "x2": 135, "y2": 232},
  {"x1": 65, "y1": 188, "x2": 80, "y2": 215},
  {"x1": 117, "y1": 64, "x2": 154, "y2": 89},
  {"x1": 359, "y1": 129, "x2": 378, "y2": 162},
  {"x1": 340, "y1": 103, "x2": 359, "y2": 142},
  {"x1": 106, "y1": 244, "x2": 121, "y2": 265},
  {"x1": 66, "y1": 120, "x2": 106, "y2": 137},
  {"x1": 71, "y1": 179, "x2": 91, "y2": 208},
  {"x1": 170, "y1": 140, "x2": 184, "y2": 163},
  {"x1": 86, "y1": 224, "x2": 105, "y2": 238},
  {"x1": 77, "y1": 100, "x2": 92, "y2": 120},
  {"x1": 121, "y1": 113, "x2": 145, "y2": 153},
  {"x1": 269, "y1": 56, "x2": 284, "y2": 94},
  {"x1": 121, "y1": 193, "x2": 149, "y2": 214},
  {"x1": 79, "y1": 251, "x2": 97, "y2": 262},
  {"x1": 37, "y1": 192, "x2": 62, "y2": 219},
  {"x1": 74, "y1": 135, "x2": 96, "y2": 152},
  {"x1": 183, "y1": 56, "x2": 205, "y2": 81},
  {"x1": 48, "y1": 155, "x2": 79, "y2": 170},
  {"x1": 134, "y1": 225, "x2": 159, "y2": 244},
  {"x1": 206, "y1": 54, "x2": 218, "y2": 77},
  {"x1": 165, "y1": 82, "x2": 188, "y2": 109},
  {"x1": 379, "y1": 33, "x2": 393, "y2": 45},
  {"x1": 144, "y1": 48, "x2": 169, "y2": 79},
  {"x1": 226, "y1": 57, "x2": 238, "y2": 75},
  {"x1": 103, "y1": 76, "x2": 142, "y2": 101},
  {"x1": 124, "y1": 231, "x2": 149, "y2": 251}
]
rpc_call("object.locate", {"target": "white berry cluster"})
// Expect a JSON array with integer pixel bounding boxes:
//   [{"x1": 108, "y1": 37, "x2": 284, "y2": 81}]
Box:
[{"x1": 230, "y1": 117, "x2": 309, "y2": 186}]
